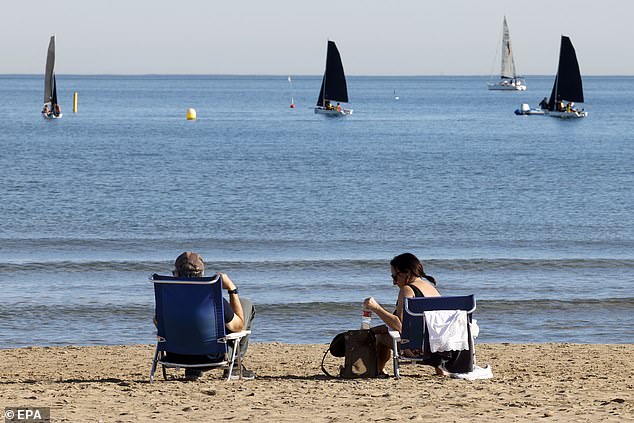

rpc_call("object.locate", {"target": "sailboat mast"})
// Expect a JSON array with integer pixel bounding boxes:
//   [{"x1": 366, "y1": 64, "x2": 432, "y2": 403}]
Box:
[
  {"x1": 554, "y1": 36, "x2": 562, "y2": 106},
  {"x1": 322, "y1": 42, "x2": 328, "y2": 106},
  {"x1": 500, "y1": 17, "x2": 507, "y2": 78}
]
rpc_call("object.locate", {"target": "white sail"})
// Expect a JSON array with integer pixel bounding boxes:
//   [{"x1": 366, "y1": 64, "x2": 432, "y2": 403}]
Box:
[{"x1": 500, "y1": 17, "x2": 517, "y2": 79}]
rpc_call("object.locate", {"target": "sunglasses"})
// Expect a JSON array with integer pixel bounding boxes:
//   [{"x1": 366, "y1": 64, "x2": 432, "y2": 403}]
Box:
[{"x1": 391, "y1": 271, "x2": 405, "y2": 280}]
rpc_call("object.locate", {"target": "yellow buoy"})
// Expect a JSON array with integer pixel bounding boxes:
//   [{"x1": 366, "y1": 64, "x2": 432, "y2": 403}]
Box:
[
  {"x1": 186, "y1": 108, "x2": 197, "y2": 120},
  {"x1": 73, "y1": 92, "x2": 78, "y2": 113}
]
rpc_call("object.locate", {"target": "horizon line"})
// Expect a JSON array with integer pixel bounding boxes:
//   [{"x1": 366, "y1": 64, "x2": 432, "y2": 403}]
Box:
[{"x1": 1, "y1": 73, "x2": 633, "y2": 77}]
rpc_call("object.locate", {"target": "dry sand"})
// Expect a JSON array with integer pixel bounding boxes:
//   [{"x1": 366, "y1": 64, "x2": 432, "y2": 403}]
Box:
[{"x1": 1, "y1": 343, "x2": 633, "y2": 422}]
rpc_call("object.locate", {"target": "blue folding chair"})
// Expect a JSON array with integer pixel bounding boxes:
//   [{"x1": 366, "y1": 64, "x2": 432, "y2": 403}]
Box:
[
  {"x1": 388, "y1": 295, "x2": 477, "y2": 378},
  {"x1": 150, "y1": 273, "x2": 251, "y2": 382}
]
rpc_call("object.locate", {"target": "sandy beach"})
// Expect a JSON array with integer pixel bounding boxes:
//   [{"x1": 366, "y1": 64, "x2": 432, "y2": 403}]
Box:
[{"x1": 1, "y1": 343, "x2": 632, "y2": 422}]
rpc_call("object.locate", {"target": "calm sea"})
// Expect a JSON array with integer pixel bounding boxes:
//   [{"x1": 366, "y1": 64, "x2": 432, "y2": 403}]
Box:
[{"x1": 0, "y1": 75, "x2": 632, "y2": 348}]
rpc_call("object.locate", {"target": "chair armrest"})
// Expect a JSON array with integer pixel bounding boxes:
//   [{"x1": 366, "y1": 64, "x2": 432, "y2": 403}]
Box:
[
  {"x1": 469, "y1": 320, "x2": 480, "y2": 339},
  {"x1": 388, "y1": 329, "x2": 401, "y2": 342},
  {"x1": 388, "y1": 329, "x2": 402, "y2": 379},
  {"x1": 225, "y1": 330, "x2": 251, "y2": 341}
]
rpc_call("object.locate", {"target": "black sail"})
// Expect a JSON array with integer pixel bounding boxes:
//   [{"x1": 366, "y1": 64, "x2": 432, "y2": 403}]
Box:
[
  {"x1": 316, "y1": 41, "x2": 349, "y2": 106},
  {"x1": 44, "y1": 35, "x2": 56, "y2": 103},
  {"x1": 548, "y1": 36, "x2": 584, "y2": 110}
]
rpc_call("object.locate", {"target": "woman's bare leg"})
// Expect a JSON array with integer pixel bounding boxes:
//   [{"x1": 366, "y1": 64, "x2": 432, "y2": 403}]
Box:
[{"x1": 374, "y1": 332, "x2": 393, "y2": 373}]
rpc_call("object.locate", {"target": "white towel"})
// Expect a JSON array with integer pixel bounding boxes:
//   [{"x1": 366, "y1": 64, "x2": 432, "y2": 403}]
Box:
[
  {"x1": 448, "y1": 364, "x2": 494, "y2": 380},
  {"x1": 424, "y1": 309, "x2": 469, "y2": 353}
]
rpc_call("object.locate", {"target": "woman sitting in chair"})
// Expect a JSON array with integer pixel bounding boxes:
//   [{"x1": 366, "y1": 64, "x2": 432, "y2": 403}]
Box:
[{"x1": 363, "y1": 252, "x2": 441, "y2": 374}]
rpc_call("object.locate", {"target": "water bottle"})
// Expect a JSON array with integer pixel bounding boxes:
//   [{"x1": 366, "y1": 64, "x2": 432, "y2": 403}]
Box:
[{"x1": 361, "y1": 305, "x2": 372, "y2": 329}]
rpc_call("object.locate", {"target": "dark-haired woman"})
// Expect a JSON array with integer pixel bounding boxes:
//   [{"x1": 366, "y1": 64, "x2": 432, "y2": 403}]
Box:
[{"x1": 363, "y1": 252, "x2": 440, "y2": 374}]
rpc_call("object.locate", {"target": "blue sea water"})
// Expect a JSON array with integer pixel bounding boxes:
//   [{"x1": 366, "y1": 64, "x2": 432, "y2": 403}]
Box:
[{"x1": 0, "y1": 74, "x2": 632, "y2": 348}]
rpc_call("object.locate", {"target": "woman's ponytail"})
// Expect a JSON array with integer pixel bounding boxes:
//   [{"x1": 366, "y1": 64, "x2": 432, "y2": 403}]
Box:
[{"x1": 421, "y1": 272, "x2": 436, "y2": 286}]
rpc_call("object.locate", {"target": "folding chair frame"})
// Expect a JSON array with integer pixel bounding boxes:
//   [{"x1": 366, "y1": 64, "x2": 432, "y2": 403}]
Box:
[
  {"x1": 388, "y1": 295, "x2": 477, "y2": 379},
  {"x1": 150, "y1": 331, "x2": 250, "y2": 382}
]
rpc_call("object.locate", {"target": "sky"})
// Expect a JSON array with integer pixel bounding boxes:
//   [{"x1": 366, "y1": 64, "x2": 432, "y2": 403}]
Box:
[{"x1": 1, "y1": 0, "x2": 632, "y2": 75}]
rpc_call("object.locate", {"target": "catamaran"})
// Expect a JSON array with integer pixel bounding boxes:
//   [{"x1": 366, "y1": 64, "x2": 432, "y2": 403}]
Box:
[
  {"x1": 314, "y1": 40, "x2": 352, "y2": 116},
  {"x1": 42, "y1": 35, "x2": 62, "y2": 119},
  {"x1": 488, "y1": 17, "x2": 526, "y2": 91},
  {"x1": 544, "y1": 35, "x2": 587, "y2": 118}
]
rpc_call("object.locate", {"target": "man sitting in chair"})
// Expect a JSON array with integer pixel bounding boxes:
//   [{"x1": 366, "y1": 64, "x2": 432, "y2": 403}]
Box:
[{"x1": 169, "y1": 251, "x2": 256, "y2": 380}]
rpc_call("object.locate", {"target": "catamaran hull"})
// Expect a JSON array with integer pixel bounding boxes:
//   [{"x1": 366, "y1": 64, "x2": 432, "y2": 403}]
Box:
[
  {"x1": 42, "y1": 113, "x2": 63, "y2": 120},
  {"x1": 545, "y1": 110, "x2": 587, "y2": 119},
  {"x1": 314, "y1": 107, "x2": 352, "y2": 116}
]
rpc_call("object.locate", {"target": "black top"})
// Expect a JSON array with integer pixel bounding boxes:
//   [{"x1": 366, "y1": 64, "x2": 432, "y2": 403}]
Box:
[
  {"x1": 407, "y1": 283, "x2": 425, "y2": 298},
  {"x1": 394, "y1": 283, "x2": 426, "y2": 315}
]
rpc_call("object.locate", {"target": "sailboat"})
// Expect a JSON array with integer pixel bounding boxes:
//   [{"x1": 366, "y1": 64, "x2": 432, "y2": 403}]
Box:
[
  {"x1": 42, "y1": 35, "x2": 62, "y2": 119},
  {"x1": 288, "y1": 76, "x2": 295, "y2": 108},
  {"x1": 544, "y1": 35, "x2": 587, "y2": 118},
  {"x1": 314, "y1": 40, "x2": 352, "y2": 116},
  {"x1": 487, "y1": 17, "x2": 526, "y2": 91}
]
